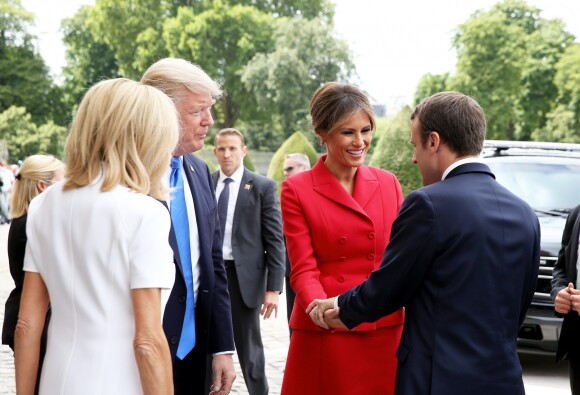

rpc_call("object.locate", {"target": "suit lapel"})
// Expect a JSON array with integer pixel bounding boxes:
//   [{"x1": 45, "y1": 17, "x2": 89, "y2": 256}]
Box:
[
  {"x1": 311, "y1": 158, "x2": 374, "y2": 219},
  {"x1": 161, "y1": 199, "x2": 184, "y2": 278},
  {"x1": 352, "y1": 166, "x2": 380, "y2": 211},
  {"x1": 232, "y1": 168, "x2": 253, "y2": 235}
]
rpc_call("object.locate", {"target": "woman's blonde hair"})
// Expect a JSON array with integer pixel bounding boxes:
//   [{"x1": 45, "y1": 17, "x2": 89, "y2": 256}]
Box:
[
  {"x1": 64, "y1": 78, "x2": 179, "y2": 200},
  {"x1": 10, "y1": 155, "x2": 64, "y2": 218}
]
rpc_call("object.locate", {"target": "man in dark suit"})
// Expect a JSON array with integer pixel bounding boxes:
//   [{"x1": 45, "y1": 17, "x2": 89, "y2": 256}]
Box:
[
  {"x1": 552, "y1": 204, "x2": 580, "y2": 394},
  {"x1": 141, "y1": 58, "x2": 236, "y2": 395},
  {"x1": 312, "y1": 92, "x2": 541, "y2": 395},
  {"x1": 281, "y1": 153, "x2": 311, "y2": 333},
  {"x1": 212, "y1": 128, "x2": 285, "y2": 395}
]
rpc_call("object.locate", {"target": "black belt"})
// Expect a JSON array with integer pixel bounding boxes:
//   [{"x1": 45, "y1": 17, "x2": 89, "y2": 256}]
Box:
[{"x1": 224, "y1": 260, "x2": 235, "y2": 268}]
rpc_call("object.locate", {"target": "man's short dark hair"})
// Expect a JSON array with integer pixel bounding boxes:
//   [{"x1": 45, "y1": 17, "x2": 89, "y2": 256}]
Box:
[{"x1": 410, "y1": 92, "x2": 486, "y2": 156}]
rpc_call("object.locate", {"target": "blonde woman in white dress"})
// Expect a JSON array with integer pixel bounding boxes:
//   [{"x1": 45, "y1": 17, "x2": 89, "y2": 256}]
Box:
[{"x1": 14, "y1": 78, "x2": 179, "y2": 395}]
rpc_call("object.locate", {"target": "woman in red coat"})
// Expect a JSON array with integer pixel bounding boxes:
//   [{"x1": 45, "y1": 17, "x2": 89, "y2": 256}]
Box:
[{"x1": 280, "y1": 82, "x2": 405, "y2": 395}]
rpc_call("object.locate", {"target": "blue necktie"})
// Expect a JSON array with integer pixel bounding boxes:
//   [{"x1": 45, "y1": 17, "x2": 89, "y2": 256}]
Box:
[
  {"x1": 169, "y1": 156, "x2": 196, "y2": 359},
  {"x1": 218, "y1": 178, "x2": 233, "y2": 235}
]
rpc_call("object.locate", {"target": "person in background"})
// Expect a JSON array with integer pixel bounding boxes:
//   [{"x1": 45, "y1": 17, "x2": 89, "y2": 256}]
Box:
[
  {"x1": 311, "y1": 91, "x2": 541, "y2": 395},
  {"x1": 212, "y1": 128, "x2": 285, "y2": 395},
  {"x1": 141, "y1": 58, "x2": 236, "y2": 395},
  {"x1": 281, "y1": 153, "x2": 311, "y2": 334},
  {"x1": 280, "y1": 82, "x2": 405, "y2": 395},
  {"x1": 0, "y1": 159, "x2": 14, "y2": 224},
  {"x1": 551, "y1": 204, "x2": 580, "y2": 394},
  {"x1": 2, "y1": 155, "x2": 64, "y2": 394},
  {"x1": 15, "y1": 78, "x2": 178, "y2": 395}
]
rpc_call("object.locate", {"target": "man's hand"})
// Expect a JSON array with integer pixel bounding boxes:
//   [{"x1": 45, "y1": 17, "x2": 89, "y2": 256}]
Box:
[
  {"x1": 567, "y1": 283, "x2": 580, "y2": 313},
  {"x1": 261, "y1": 291, "x2": 279, "y2": 319},
  {"x1": 305, "y1": 297, "x2": 346, "y2": 329},
  {"x1": 209, "y1": 354, "x2": 236, "y2": 395},
  {"x1": 555, "y1": 282, "x2": 575, "y2": 314}
]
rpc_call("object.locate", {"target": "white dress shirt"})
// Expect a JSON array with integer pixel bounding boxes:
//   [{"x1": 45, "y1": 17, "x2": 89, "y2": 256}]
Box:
[
  {"x1": 165, "y1": 157, "x2": 202, "y2": 304},
  {"x1": 215, "y1": 165, "x2": 245, "y2": 260}
]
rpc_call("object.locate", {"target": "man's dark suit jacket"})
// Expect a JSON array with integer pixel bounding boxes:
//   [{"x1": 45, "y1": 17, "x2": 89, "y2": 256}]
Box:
[
  {"x1": 212, "y1": 167, "x2": 285, "y2": 307},
  {"x1": 338, "y1": 162, "x2": 541, "y2": 395},
  {"x1": 163, "y1": 154, "x2": 235, "y2": 375},
  {"x1": 551, "y1": 205, "x2": 580, "y2": 361}
]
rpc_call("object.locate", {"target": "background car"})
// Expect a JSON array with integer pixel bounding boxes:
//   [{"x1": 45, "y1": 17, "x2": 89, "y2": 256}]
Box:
[{"x1": 481, "y1": 140, "x2": 580, "y2": 354}]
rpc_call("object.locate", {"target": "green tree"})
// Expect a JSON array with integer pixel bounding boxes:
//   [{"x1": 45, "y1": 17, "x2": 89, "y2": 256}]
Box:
[
  {"x1": 451, "y1": 8, "x2": 526, "y2": 139},
  {"x1": 0, "y1": 106, "x2": 66, "y2": 161},
  {"x1": 61, "y1": 6, "x2": 120, "y2": 112},
  {"x1": 0, "y1": 0, "x2": 57, "y2": 124},
  {"x1": 369, "y1": 107, "x2": 422, "y2": 196},
  {"x1": 449, "y1": 0, "x2": 573, "y2": 140},
  {"x1": 532, "y1": 43, "x2": 580, "y2": 142},
  {"x1": 162, "y1": 2, "x2": 276, "y2": 127},
  {"x1": 241, "y1": 16, "x2": 354, "y2": 136},
  {"x1": 267, "y1": 131, "x2": 318, "y2": 191},
  {"x1": 89, "y1": 0, "x2": 169, "y2": 79},
  {"x1": 553, "y1": 43, "x2": 580, "y2": 122},
  {"x1": 413, "y1": 73, "x2": 449, "y2": 107}
]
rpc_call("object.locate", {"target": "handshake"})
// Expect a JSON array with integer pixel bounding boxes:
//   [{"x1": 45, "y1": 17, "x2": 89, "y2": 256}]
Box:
[{"x1": 305, "y1": 297, "x2": 347, "y2": 330}]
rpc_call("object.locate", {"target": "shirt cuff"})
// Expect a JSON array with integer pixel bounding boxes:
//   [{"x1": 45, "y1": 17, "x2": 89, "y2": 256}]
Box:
[
  {"x1": 334, "y1": 295, "x2": 340, "y2": 309},
  {"x1": 213, "y1": 351, "x2": 235, "y2": 356}
]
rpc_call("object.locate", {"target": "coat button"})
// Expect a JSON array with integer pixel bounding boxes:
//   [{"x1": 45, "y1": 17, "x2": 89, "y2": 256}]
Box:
[
  {"x1": 178, "y1": 295, "x2": 186, "y2": 303},
  {"x1": 338, "y1": 275, "x2": 345, "y2": 282},
  {"x1": 368, "y1": 253, "x2": 375, "y2": 260},
  {"x1": 338, "y1": 256, "x2": 346, "y2": 261},
  {"x1": 339, "y1": 236, "x2": 347, "y2": 244},
  {"x1": 170, "y1": 336, "x2": 178, "y2": 345},
  {"x1": 368, "y1": 232, "x2": 375, "y2": 239}
]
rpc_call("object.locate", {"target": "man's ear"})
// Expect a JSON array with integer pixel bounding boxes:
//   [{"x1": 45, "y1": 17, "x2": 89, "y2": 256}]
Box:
[{"x1": 428, "y1": 131, "x2": 441, "y2": 151}]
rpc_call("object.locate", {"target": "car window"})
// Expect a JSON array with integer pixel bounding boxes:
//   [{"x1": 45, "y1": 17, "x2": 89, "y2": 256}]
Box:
[{"x1": 486, "y1": 162, "x2": 580, "y2": 212}]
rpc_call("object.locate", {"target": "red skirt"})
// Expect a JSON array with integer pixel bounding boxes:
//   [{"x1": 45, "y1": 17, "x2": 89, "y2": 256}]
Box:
[{"x1": 281, "y1": 325, "x2": 403, "y2": 395}]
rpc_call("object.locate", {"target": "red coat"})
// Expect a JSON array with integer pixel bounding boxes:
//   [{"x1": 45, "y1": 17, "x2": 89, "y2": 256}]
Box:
[
  {"x1": 281, "y1": 156, "x2": 405, "y2": 332},
  {"x1": 281, "y1": 156, "x2": 405, "y2": 394}
]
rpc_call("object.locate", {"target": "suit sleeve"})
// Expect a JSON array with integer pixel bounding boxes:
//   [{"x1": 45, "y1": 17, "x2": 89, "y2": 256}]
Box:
[
  {"x1": 338, "y1": 190, "x2": 437, "y2": 329},
  {"x1": 551, "y1": 206, "x2": 580, "y2": 302},
  {"x1": 281, "y1": 179, "x2": 328, "y2": 308},
  {"x1": 260, "y1": 179, "x2": 285, "y2": 293},
  {"x1": 204, "y1": 165, "x2": 235, "y2": 353}
]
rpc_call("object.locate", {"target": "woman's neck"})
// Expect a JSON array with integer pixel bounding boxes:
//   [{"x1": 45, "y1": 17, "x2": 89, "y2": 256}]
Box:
[{"x1": 323, "y1": 156, "x2": 358, "y2": 195}]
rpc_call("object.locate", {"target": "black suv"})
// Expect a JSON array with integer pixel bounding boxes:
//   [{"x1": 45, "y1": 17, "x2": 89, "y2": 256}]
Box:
[{"x1": 481, "y1": 140, "x2": 580, "y2": 354}]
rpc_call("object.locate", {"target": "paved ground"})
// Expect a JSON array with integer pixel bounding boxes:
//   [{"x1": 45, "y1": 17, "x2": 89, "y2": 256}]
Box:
[{"x1": 0, "y1": 223, "x2": 570, "y2": 394}]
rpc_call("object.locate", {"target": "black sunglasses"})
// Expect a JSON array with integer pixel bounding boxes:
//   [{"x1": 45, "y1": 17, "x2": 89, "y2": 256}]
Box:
[{"x1": 283, "y1": 166, "x2": 295, "y2": 173}]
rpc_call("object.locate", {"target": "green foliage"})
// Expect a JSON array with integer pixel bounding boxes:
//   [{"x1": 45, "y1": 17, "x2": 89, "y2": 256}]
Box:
[
  {"x1": 369, "y1": 107, "x2": 422, "y2": 196},
  {"x1": 532, "y1": 105, "x2": 580, "y2": 143},
  {"x1": 448, "y1": 0, "x2": 573, "y2": 140},
  {"x1": 90, "y1": 0, "x2": 168, "y2": 79},
  {"x1": 0, "y1": 0, "x2": 34, "y2": 47},
  {"x1": 61, "y1": 6, "x2": 120, "y2": 113},
  {"x1": 0, "y1": 106, "x2": 67, "y2": 161},
  {"x1": 241, "y1": 15, "x2": 354, "y2": 134},
  {"x1": 243, "y1": 153, "x2": 256, "y2": 172},
  {"x1": 0, "y1": 0, "x2": 57, "y2": 125},
  {"x1": 162, "y1": 2, "x2": 277, "y2": 127},
  {"x1": 368, "y1": 117, "x2": 388, "y2": 155},
  {"x1": 553, "y1": 43, "x2": 580, "y2": 120},
  {"x1": 267, "y1": 131, "x2": 317, "y2": 191},
  {"x1": 413, "y1": 73, "x2": 450, "y2": 107}
]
